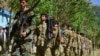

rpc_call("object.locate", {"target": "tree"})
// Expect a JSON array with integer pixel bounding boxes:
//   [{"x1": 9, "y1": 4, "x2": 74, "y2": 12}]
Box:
[{"x1": 8, "y1": 0, "x2": 99, "y2": 43}]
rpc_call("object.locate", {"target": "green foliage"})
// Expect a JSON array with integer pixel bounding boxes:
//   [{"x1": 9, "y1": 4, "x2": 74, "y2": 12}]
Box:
[
  {"x1": 8, "y1": 0, "x2": 100, "y2": 46},
  {"x1": 92, "y1": 5, "x2": 100, "y2": 46},
  {"x1": 8, "y1": 0, "x2": 20, "y2": 12}
]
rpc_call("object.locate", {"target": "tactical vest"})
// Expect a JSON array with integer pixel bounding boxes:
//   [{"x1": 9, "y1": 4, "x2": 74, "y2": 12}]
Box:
[{"x1": 38, "y1": 22, "x2": 47, "y2": 38}]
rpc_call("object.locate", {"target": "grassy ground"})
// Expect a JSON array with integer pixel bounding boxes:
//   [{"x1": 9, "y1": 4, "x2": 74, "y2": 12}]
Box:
[{"x1": 91, "y1": 49, "x2": 100, "y2": 56}]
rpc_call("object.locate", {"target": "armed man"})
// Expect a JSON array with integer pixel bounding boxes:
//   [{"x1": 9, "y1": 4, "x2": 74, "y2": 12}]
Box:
[
  {"x1": 61, "y1": 23, "x2": 69, "y2": 56},
  {"x1": 36, "y1": 13, "x2": 47, "y2": 56},
  {"x1": 64, "y1": 25, "x2": 73, "y2": 56},
  {"x1": 45, "y1": 21, "x2": 64, "y2": 56},
  {"x1": 10, "y1": 0, "x2": 35, "y2": 56}
]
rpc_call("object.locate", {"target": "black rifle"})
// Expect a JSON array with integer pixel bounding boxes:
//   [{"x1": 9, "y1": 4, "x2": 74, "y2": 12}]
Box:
[
  {"x1": 10, "y1": 0, "x2": 40, "y2": 40},
  {"x1": 20, "y1": 0, "x2": 40, "y2": 34},
  {"x1": 46, "y1": 17, "x2": 54, "y2": 39},
  {"x1": 20, "y1": 14, "x2": 35, "y2": 37}
]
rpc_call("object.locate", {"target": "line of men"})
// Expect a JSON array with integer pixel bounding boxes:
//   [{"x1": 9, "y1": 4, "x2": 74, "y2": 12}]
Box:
[
  {"x1": 0, "y1": 0, "x2": 93, "y2": 56},
  {"x1": 10, "y1": 8, "x2": 92, "y2": 56},
  {"x1": 0, "y1": 13, "x2": 93, "y2": 56},
  {"x1": 32, "y1": 13, "x2": 93, "y2": 56}
]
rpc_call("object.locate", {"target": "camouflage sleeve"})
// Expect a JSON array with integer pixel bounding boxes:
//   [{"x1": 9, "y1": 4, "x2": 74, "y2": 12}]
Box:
[
  {"x1": 25, "y1": 27, "x2": 31, "y2": 36},
  {"x1": 26, "y1": 10, "x2": 36, "y2": 26}
]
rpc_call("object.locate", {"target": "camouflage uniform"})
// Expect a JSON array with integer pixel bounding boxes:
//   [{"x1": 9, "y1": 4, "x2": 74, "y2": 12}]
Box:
[
  {"x1": 86, "y1": 39, "x2": 92, "y2": 56},
  {"x1": 11, "y1": 10, "x2": 24, "y2": 56},
  {"x1": 46, "y1": 27, "x2": 64, "y2": 56},
  {"x1": 11, "y1": 7, "x2": 35, "y2": 56},
  {"x1": 36, "y1": 21, "x2": 47, "y2": 56},
  {"x1": 80, "y1": 35, "x2": 84, "y2": 56},
  {"x1": 21, "y1": 25, "x2": 35, "y2": 56},
  {"x1": 64, "y1": 29, "x2": 73, "y2": 56},
  {"x1": 82, "y1": 38, "x2": 92, "y2": 56},
  {"x1": 51, "y1": 29, "x2": 59, "y2": 56},
  {"x1": 77, "y1": 34, "x2": 82, "y2": 56},
  {"x1": 61, "y1": 29, "x2": 69, "y2": 56},
  {"x1": 72, "y1": 32, "x2": 77, "y2": 56}
]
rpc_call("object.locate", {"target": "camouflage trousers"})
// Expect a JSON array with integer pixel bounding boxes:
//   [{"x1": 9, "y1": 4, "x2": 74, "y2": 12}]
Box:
[
  {"x1": 44, "y1": 45, "x2": 65, "y2": 56},
  {"x1": 11, "y1": 39, "x2": 35, "y2": 56},
  {"x1": 44, "y1": 39, "x2": 65, "y2": 56},
  {"x1": 36, "y1": 36, "x2": 46, "y2": 56},
  {"x1": 64, "y1": 45, "x2": 75, "y2": 56}
]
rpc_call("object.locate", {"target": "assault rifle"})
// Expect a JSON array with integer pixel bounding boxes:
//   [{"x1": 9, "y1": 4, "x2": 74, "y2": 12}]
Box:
[{"x1": 10, "y1": 0, "x2": 40, "y2": 39}]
